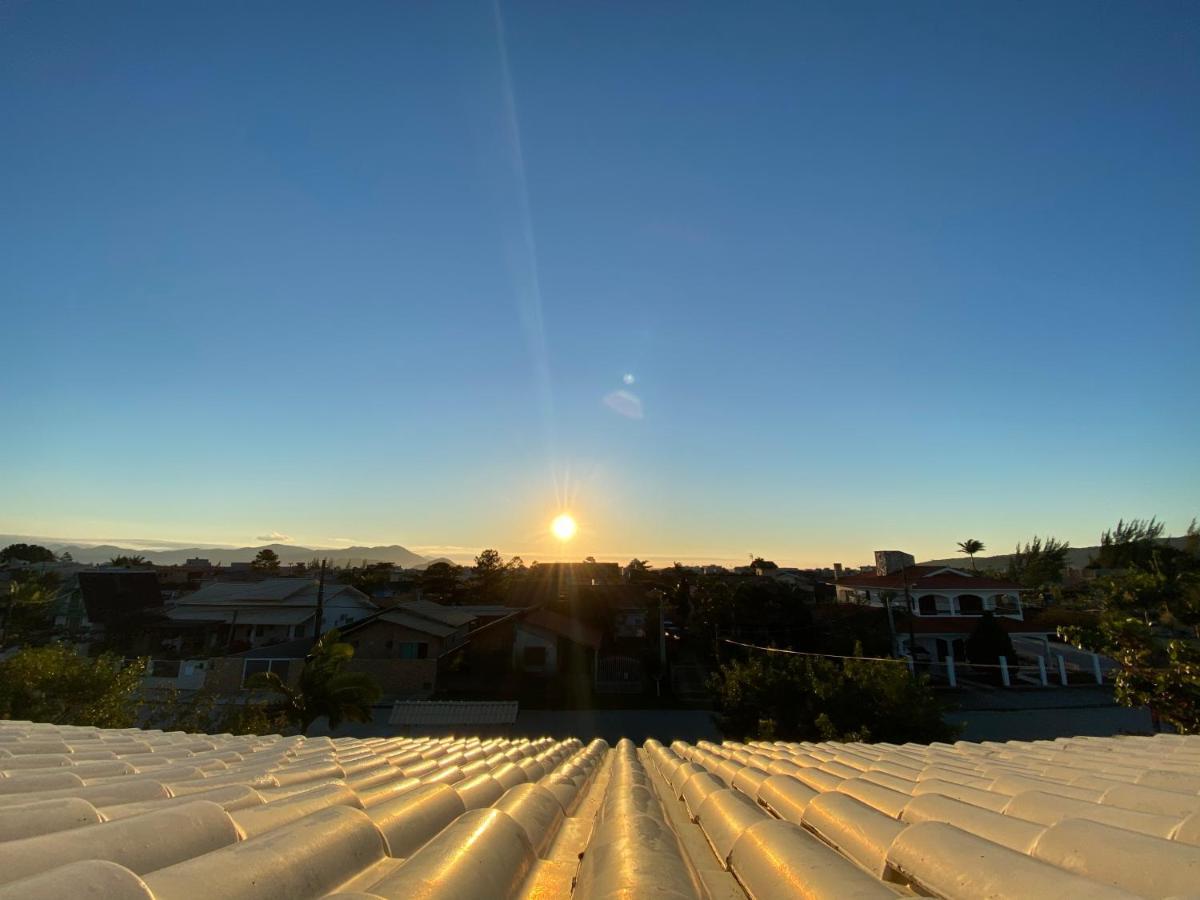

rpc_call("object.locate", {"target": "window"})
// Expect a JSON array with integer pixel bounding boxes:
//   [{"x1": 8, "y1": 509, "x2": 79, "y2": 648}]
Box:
[
  {"x1": 149, "y1": 659, "x2": 181, "y2": 678},
  {"x1": 397, "y1": 642, "x2": 429, "y2": 660},
  {"x1": 242, "y1": 659, "x2": 290, "y2": 688},
  {"x1": 958, "y1": 594, "x2": 983, "y2": 614},
  {"x1": 918, "y1": 595, "x2": 938, "y2": 615},
  {"x1": 523, "y1": 646, "x2": 547, "y2": 667}
]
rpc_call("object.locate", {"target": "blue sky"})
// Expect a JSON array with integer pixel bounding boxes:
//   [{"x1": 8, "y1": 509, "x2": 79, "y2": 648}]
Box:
[{"x1": 1, "y1": 1, "x2": 1197, "y2": 566}]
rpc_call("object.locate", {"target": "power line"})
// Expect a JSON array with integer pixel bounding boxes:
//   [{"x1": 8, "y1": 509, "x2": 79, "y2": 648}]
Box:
[{"x1": 722, "y1": 638, "x2": 908, "y2": 664}]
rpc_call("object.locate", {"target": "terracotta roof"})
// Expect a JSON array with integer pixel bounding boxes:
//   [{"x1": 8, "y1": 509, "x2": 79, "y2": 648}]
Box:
[
  {"x1": 0, "y1": 721, "x2": 1198, "y2": 897},
  {"x1": 836, "y1": 566, "x2": 1022, "y2": 591}
]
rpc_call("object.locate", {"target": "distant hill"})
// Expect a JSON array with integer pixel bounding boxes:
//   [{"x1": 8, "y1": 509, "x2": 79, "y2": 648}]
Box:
[
  {"x1": 921, "y1": 536, "x2": 1190, "y2": 571},
  {"x1": 0, "y1": 535, "x2": 431, "y2": 569}
]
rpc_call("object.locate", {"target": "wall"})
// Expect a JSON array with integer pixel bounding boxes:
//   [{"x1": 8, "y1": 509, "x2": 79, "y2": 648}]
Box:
[
  {"x1": 347, "y1": 658, "x2": 438, "y2": 698},
  {"x1": 346, "y1": 620, "x2": 447, "y2": 659},
  {"x1": 205, "y1": 655, "x2": 303, "y2": 693},
  {"x1": 512, "y1": 624, "x2": 557, "y2": 674},
  {"x1": 205, "y1": 655, "x2": 437, "y2": 699}
]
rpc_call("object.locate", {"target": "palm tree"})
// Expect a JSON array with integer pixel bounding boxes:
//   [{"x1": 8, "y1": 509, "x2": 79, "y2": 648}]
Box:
[
  {"x1": 107, "y1": 555, "x2": 149, "y2": 567},
  {"x1": 957, "y1": 539, "x2": 986, "y2": 571},
  {"x1": 247, "y1": 629, "x2": 381, "y2": 734}
]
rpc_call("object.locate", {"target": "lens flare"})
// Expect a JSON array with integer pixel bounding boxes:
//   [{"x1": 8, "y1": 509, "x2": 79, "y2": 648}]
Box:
[{"x1": 551, "y1": 513, "x2": 577, "y2": 541}]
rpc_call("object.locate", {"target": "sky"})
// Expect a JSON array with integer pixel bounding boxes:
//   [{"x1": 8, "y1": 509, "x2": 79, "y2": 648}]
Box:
[{"x1": 1, "y1": 1, "x2": 1198, "y2": 567}]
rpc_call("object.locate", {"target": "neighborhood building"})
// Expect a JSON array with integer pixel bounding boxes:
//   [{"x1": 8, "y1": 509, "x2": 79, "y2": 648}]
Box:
[
  {"x1": 833, "y1": 550, "x2": 1046, "y2": 663},
  {"x1": 164, "y1": 578, "x2": 377, "y2": 651}
]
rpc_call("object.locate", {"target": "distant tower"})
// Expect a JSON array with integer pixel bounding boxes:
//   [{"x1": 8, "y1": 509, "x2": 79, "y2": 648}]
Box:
[{"x1": 874, "y1": 550, "x2": 915, "y2": 576}]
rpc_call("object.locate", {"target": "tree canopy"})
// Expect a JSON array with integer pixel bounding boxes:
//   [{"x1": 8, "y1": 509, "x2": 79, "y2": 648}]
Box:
[
  {"x1": 1061, "y1": 517, "x2": 1200, "y2": 733},
  {"x1": 473, "y1": 549, "x2": 506, "y2": 602},
  {"x1": 710, "y1": 645, "x2": 956, "y2": 743},
  {"x1": 107, "y1": 555, "x2": 150, "y2": 567},
  {"x1": 0, "y1": 646, "x2": 146, "y2": 728},
  {"x1": 1006, "y1": 536, "x2": 1070, "y2": 588},
  {"x1": 956, "y1": 539, "x2": 985, "y2": 570},
  {"x1": 247, "y1": 629, "x2": 381, "y2": 734},
  {"x1": 420, "y1": 561, "x2": 463, "y2": 603},
  {"x1": 251, "y1": 548, "x2": 281, "y2": 571},
  {"x1": 1090, "y1": 517, "x2": 1168, "y2": 570},
  {"x1": 1, "y1": 543, "x2": 57, "y2": 564}
]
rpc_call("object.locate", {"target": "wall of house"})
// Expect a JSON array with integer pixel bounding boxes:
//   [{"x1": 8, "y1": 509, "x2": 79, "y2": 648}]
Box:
[
  {"x1": 838, "y1": 586, "x2": 1022, "y2": 618},
  {"x1": 347, "y1": 658, "x2": 438, "y2": 698},
  {"x1": 345, "y1": 621, "x2": 445, "y2": 659},
  {"x1": 206, "y1": 656, "x2": 303, "y2": 693},
  {"x1": 513, "y1": 625, "x2": 557, "y2": 674}
]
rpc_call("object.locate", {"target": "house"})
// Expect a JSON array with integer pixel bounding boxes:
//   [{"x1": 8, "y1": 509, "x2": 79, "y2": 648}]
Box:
[
  {"x1": 164, "y1": 578, "x2": 377, "y2": 651},
  {"x1": 832, "y1": 550, "x2": 1046, "y2": 662},
  {"x1": 206, "y1": 598, "x2": 481, "y2": 698},
  {"x1": 74, "y1": 570, "x2": 165, "y2": 649},
  {"x1": 340, "y1": 600, "x2": 476, "y2": 661},
  {"x1": 513, "y1": 608, "x2": 603, "y2": 676}
]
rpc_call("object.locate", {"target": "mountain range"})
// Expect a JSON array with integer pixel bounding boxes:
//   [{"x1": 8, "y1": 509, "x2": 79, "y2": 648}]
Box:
[{"x1": 0, "y1": 535, "x2": 434, "y2": 569}]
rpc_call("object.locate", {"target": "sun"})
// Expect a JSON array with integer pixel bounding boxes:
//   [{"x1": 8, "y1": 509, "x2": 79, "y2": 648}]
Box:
[{"x1": 550, "y1": 513, "x2": 577, "y2": 542}]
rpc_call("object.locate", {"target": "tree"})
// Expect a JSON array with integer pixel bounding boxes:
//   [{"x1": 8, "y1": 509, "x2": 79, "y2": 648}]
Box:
[
  {"x1": 956, "y1": 539, "x2": 986, "y2": 571},
  {"x1": 1091, "y1": 517, "x2": 1167, "y2": 570},
  {"x1": 251, "y1": 548, "x2": 281, "y2": 571},
  {"x1": 473, "y1": 549, "x2": 505, "y2": 603},
  {"x1": 247, "y1": 629, "x2": 382, "y2": 734},
  {"x1": 420, "y1": 561, "x2": 463, "y2": 603},
  {"x1": 626, "y1": 559, "x2": 651, "y2": 583},
  {"x1": 1061, "y1": 531, "x2": 1200, "y2": 733},
  {"x1": 965, "y1": 612, "x2": 1017, "y2": 667},
  {"x1": 0, "y1": 646, "x2": 146, "y2": 727},
  {"x1": 749, "y1": 557, "x2": 778, "y2": 571},
  {"x1": 1007, "y1": 536, "x2": 1070, "y2": 589},
  {"x1": 0, "y1": 543, "x2": 56, "y2": 564},
  {"x1": 710, "y1": 644, "x2": 957, "y2": 743},
  {"x1": 107, "y1": 555, "x2": 150, "y2": 568},
  {"x1": 339, "y1": 563, "x2": 393, "y2": 598},
  {"x1": 1, "y1": 576, "x2": 56, "y2": 646}
]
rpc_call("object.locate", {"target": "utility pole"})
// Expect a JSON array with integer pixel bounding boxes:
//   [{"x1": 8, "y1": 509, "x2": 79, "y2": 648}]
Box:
[
  {"x1": 902, "y1": 565, "x2": 917, "y2": 675},
  {"x1": 315, "y1": 559, "x2": 327, "y2": 640}
]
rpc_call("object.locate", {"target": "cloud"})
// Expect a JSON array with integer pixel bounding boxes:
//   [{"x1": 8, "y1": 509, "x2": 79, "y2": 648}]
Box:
[
  {"x1": 255, "y1": 531, "x2": 292, "y2": 543},
  {"x1": 603, "y1": 389, "x2": 644, "y2": 420}
]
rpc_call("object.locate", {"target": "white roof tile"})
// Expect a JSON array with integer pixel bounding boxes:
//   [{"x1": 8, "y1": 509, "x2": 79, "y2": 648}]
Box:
[{"x1": 0, "y1": 721, "x2": 1197, "y2": 897}]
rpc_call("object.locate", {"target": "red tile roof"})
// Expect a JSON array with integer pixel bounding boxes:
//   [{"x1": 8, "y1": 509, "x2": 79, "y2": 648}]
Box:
[{"x1": 836, "y1": 566, "x2": 1021, "y2": 591}]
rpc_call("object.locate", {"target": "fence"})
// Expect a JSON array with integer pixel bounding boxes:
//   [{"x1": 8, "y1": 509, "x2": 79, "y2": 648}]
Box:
[{"x1": 924, "y1": 651, "x2": 1106, "y2": 688}]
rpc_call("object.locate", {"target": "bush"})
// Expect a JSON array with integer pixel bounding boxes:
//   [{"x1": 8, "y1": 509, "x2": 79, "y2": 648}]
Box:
[
  {"x1": 0, "y1": 645, "x2": 146, "y2": 728},
  {"x1": 710, "y1": 645, "x2": 957, "y2": 744},
  {"x1": 965, "y1": 612, "x2": 1017, "y2": 666}
]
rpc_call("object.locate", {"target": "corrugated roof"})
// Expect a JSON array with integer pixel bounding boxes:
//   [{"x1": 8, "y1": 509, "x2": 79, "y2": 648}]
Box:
[
  {"x1": 0, "y1": 721, "x2": 1197, "y2": 898},
  {"x1": 181, "y1": 579, "x2": 317, "y2": 604},
  {"x1": 387, "y1": 600, "x2": 475, "y2": 628},
  {"x1": 373, "y1": 610, "x2": 458, "y2": 638},
  {"x1": 166, "y1": 607, "x2": 315, "y2": 626}
]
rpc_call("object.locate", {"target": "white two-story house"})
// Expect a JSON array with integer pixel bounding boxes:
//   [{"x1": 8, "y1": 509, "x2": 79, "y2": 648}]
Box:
[{"x1": 832, "y1": 551, "x2": 1039, "y2": 662}]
